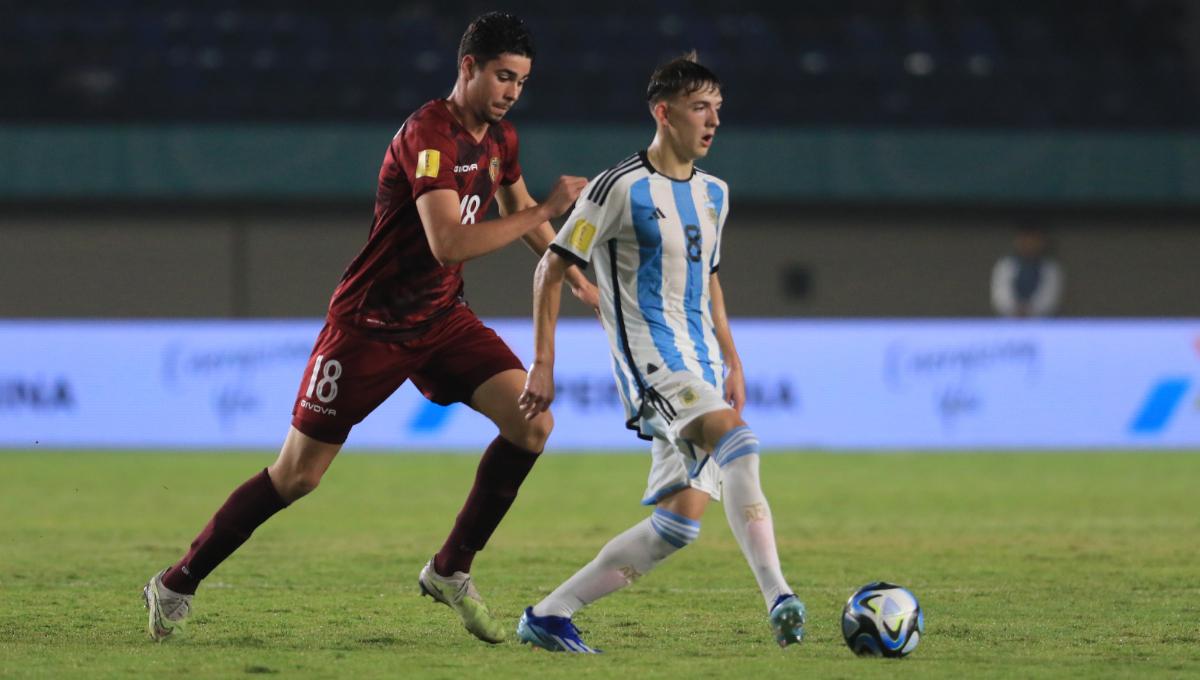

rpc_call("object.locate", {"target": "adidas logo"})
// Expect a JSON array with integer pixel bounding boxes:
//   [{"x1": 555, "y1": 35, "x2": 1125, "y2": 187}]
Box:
[{"x1": 650, "y1": 207, "x2": 667, "y2": 220}]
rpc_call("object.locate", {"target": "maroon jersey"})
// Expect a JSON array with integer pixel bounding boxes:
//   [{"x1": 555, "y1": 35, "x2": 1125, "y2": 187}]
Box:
[{"x1": 327, "y1": 99, "x2": 522, "y2": 335}]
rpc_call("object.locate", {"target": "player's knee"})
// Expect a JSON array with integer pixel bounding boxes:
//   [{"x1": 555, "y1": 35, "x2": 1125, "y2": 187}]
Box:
[
  {"x1": 512, "y1": 411, "x2": 553, "y2": 452},
  {"x1": 270, "y1": 465, "x2": 323, "y2": 502},
  {"x1": 293, "y1": 470, "x2": 323, "y2": 498},
  {"x1": 712, "y1": 425, "x2": 760, "y2": 468},
  {"x1": 650, "y1": 507, "x2": 701, "y2": 550}
]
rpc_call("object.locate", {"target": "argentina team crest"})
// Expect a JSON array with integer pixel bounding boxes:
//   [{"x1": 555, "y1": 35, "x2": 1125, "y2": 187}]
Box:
[
  {"x1": 488, "y1": 156, "x2": 500, "y2": 182},
  {"x1": 705, "y1": 184, "x2": 720, "y2": 224}
]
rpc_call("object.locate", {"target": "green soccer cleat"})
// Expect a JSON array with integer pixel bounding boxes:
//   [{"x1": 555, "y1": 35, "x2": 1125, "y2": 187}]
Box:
[
  {"x1": 142, "y1": 568, "x2": 192, "y2": 642},
  {"x1": 418, "y1": 559, "x2": 506, "y2": 644},
  {"x1": 769, "y1": 594, "x2": 806, "y2": 648}
]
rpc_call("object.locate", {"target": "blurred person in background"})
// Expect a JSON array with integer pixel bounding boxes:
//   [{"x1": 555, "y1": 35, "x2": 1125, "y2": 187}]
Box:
[{"x1": 991, "y1": 225, "x2": 1063, "y2": 318}]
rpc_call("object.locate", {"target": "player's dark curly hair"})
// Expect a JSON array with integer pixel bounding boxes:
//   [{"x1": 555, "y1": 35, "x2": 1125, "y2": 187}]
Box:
[
  {"x1": 458, "y1": 12, "x2": 535, "y2": 65},
  {"x1": 646, "y1": 51, "x2": 721, "y2": 103}
]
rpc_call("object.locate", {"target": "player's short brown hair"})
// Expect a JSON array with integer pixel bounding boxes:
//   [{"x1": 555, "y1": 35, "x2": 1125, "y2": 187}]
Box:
[
  {"x1": 646, "y1": 51, "x2": 721, "y2": 103},
  {"x1": 458, "y1": 12, "x2": 535, "y2": 65}
]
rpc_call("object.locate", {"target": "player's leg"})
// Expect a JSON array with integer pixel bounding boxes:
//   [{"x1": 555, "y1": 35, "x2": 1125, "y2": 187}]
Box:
[
  {"x1": 162, "y1": 427, "x2": 340, "y2": 593},
  {"x1": 144, "y1": 322, "x2": 403, "y2": 641},
  {"x1": 680, "y1": 408, "x2": 805, "y2": 647},
  {"x1": 434, "y1": 367, "x2": 552, "y2": 576},
  {"x1": 533, "y1": 484, "x2": 708, "y2": 616},
  {"x1": 416, "y1": 368, "x2": 549, "y2": 643},
  {"x1": 409, "y1": 310, "x2": 540, "y2": 643},
  {"x1": 518, "y1": 437, "x2": 712, "y2": 653},
  {"x1": 144, "y1": 428, "x2": 339, "y2": 641}
]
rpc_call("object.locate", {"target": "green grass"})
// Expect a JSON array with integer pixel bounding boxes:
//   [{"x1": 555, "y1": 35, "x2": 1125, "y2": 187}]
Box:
[{"x1": 2, "y1": 451, "x2": 1199, "y2": 679}]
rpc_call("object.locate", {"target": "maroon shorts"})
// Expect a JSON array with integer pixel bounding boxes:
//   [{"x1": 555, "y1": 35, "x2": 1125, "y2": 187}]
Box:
[{"x1": 290, "y1": 306, "x2": 524, "y2": 445}]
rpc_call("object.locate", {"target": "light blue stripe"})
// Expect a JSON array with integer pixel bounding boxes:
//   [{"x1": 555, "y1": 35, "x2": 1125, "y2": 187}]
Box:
[
  {"x1": 655, "y1": 521, "x2": 700, "y2": 541},
  {"x1": 651, "y1": 511, "x2": 700, "y2": 547},
  {"x1": 657, "y1": 526, "x2": 699, "y2": 545},
  {"x1": 704, "y1": 181, "x2": 726, "y2": 366},
  {"x1": 606, "y1": 240, "x2": 646, "y2": 423},
  {"x1": 650, "y1": 517, "x2": 688, "y2": 548},
  {"x1": 714, "y1": 431, "x2": 756, "y2": 458},
  {"x1": 715, "y1": 442, "x2": 759, "y2": 467},
  {"x1": 671, "y1": 180, "x2": 718, "y2": 387},
  {"x1": 654, "y1": 507, "x2": 701, "y2": 530},
  {"x1": 630, "y1": 177, "x2": 686, "y2": 373},
  {"x1": 705, "y1": 180, "x2": 725, "y2": 273},
  {"x1": 717, "y1": 435, "x2": 757, "y2": 457},
  {"x1": 611, "y1": 354, "x2": 635, "y2": 420},
  {"x1": 714, "y1": 426, "x2": 751, "y2": 451},
  {"x1": 713, "y1": 426, "x2": 759, "y2": 467},
  {"x1": 716, "y1": 429, "x2": 756, "y2": 448}
]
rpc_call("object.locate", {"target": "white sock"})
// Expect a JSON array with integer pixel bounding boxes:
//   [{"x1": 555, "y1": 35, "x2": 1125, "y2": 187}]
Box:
[
  {"x1": 533, "y1": 508, "x2": 700, "y2": 618},
  {"x1": 714, "y1": 427, "x2": 791, "y2": 610}
]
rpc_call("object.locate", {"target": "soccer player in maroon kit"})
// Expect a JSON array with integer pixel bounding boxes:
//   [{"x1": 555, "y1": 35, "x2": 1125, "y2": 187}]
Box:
[{"x1": 143, "y1": 12, "x2": 594, "y2": 644}]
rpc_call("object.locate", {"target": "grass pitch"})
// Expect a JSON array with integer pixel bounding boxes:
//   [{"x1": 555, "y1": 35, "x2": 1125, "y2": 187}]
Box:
[{"x1": 1, "y1": 450, "x2": 1198, "y2": 679}]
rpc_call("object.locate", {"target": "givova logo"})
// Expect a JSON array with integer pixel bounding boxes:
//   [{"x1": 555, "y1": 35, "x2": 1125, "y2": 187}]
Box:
[{"x1": 1129, "y1": 378, "x2": 1192, "y2": 435}]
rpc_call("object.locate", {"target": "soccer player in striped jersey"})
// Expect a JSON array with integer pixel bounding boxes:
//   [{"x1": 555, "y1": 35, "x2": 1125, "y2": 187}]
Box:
[{"x1": 515, "y1": 53, "x2": 805, "y2": 652}]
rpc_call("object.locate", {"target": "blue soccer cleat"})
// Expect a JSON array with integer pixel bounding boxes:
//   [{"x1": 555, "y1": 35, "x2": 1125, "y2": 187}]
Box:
[
  {"x1": 516, "y1": 607, "x2": 602, "y2": 653},
  {"x1": 769, "y1": 594, "x2": 806, "y2": 648}
]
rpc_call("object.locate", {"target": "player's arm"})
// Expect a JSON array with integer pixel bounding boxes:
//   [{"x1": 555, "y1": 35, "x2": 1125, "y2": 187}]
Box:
[
  {"x1": 497, "y1": 177, "x2": 600, "y2": 310},
  {"x1": 710, "y1": 272, "x2": 747, "y2": 414},
  {"x1": 518, "y1": 249, "x2": 573, "y2": 420},
  {"x1": 415, "y1": 175, "x2": 585, "y2": 266}
]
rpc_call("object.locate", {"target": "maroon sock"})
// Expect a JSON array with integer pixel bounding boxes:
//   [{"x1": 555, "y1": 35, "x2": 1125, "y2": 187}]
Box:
[
  {"x1": 433, "y1": 436, "x2": 540, "y2": 576},
  {"x1": 161, "y1": 468, "x2": 288, "y2": 594}
]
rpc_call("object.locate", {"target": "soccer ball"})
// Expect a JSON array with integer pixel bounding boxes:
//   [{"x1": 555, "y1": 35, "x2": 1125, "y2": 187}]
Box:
[{"x1": 841, "y1": 582, "x2": 924, "y2": 657}]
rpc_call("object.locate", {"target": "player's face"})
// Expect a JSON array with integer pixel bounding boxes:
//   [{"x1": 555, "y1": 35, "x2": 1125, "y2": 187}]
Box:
[
  {"x1": 464, "y1": 53, "x2": 532, "y2": 124},
  {"x1": 663, "y1": 86, "x2": 722, "y2": 160}
]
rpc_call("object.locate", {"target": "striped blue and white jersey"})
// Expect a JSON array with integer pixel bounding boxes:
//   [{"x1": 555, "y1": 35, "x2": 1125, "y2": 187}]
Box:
[{"x1": 551, "y1": 150, "x2": 730, "y2": 428}]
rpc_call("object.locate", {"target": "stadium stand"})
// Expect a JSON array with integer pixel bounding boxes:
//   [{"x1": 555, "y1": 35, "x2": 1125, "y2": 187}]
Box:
[{"x1": 3, "y1": 1, "x2": 1197, "y2": 127}]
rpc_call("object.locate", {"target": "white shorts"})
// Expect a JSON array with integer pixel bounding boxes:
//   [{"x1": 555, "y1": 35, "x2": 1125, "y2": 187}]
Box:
[{"x1": 636, "y1": 371, "x2": 732, "y2": 505}]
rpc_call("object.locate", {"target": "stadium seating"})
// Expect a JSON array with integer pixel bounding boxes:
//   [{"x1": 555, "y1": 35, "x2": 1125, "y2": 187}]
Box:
[{"x1": 3, "y1": 0, "x2": 1197, "y2": 127}]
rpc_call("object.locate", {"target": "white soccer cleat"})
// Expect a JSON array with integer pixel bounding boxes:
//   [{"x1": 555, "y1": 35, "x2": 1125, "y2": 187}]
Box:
[
  {"x1": 143, "y1": 568, "x2": 192, "y2": 642},
  {"x1": 417, "y1": 559, "x2": 506, "y2": 644}
]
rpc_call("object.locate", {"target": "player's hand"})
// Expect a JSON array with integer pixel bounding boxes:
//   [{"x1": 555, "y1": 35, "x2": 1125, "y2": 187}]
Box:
[
  {"x1": 570, "y1": 279, "x2": 600, "y2": 315},
  {"x1": 519, "y1": 361, "x2": 556, "y2": 420},
  {"x1": 541, "y1": 175, "x2": 588, "y2": 218},
  {"x1": 724, "y1": 364, "x2": 747, "y2": 415}
]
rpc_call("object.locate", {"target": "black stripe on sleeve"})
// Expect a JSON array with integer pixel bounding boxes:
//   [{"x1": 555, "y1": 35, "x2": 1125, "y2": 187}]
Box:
[
  {"x1": 586, "y1": 155, "x2": 639, "y2": 203},
  {"x1": 595, "y1": 164, "x2": 641, "y2": 206},
  {"x1": 549, "y1": 243, "x2": 588, "y2": 270}
]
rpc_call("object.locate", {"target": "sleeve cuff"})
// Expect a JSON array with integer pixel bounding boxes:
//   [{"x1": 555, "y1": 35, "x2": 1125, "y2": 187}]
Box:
[
  {"x1": 412, "y1": 182, "x2": 457, "y2": 201},
  {"x1": 710, "y1": 264, "x2": 720, "y2": 274},
  {"x1": 550, "y1": 243, "x2": 588, "y2": 270}
]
